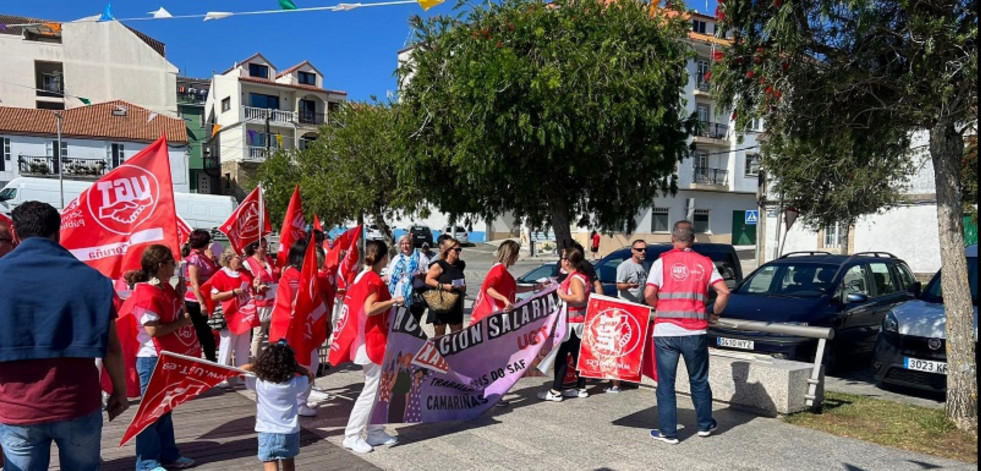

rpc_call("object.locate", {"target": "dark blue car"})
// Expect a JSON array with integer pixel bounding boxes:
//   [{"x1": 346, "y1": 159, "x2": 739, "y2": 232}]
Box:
[{"x1": 708, "y1": 252, "x2": 919, "y2": 370}]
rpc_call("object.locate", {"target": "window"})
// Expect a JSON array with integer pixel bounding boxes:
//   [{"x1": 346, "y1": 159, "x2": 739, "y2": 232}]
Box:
[
  {"x1": 745, "y1": 154, "x2": 760, "y2": 177},
  {"x1": 823, "y1": 223, "x2": 844, "y2": 248},
  {"x1": 693, "y1": 209, "x2": 710, "y2": 233},
  {"x1": 696, "y1": 104, "x2": 710, "y2": 124},
  {"x1": 650, "y1": 207, "x2": 670, "y2": 233},
  {"x1": 751, "y1": 118, "x2": 763, "y2": 131},
  {"x1": 248, "y1": 63, "x2": 269, "y2": 79},
  {"x1": 869, "y1": 262, "x2": 898, "y2": 296},
  {"x1": 221, "y1": 97, "x2": 231, "y2": 112},
  {"x1": 696, "y1": 60, "x2": 711, "y2": 88},
  {"x1": 298, "y1": 71, "x2": 316, "y2": 86},
  {"x1": 36, "y1": 101, "x2": 64, "y2": 110},
  {"x1": 840, "y1": 265, "x2": 871, "y2": 298},
  {"x1": 1, "y1": 137, "x2": 9, "y2": 172},
  {"x1": 108, "y1": 143, "x2": 124, "y2": 168},
  {"x1": 249, "y1": 93, "x2": 280, "y2": 110},
  {"x1": 892, "y1": 263, "x2": 916, "y2": 291},
  {"x1": 692, "y1": 20, "x2": 709, "y2": 34}
]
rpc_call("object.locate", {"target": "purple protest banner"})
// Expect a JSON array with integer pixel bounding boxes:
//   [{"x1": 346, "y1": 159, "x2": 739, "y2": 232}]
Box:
[{"x1": 370, "y1": 287, "x2": 565, "y2": 424}]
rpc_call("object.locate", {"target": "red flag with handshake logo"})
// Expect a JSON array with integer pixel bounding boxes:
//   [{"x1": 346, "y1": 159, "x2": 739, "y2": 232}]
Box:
[
  {"x1": 60, "y1": 137, "x2": 180, "y2": 280},
  {"x1": 219, "y1": 186, "x2": 272, "y2": 254},
  {"x1": 577, "y1": 294, "x2": 652, "y2": 382},
  {"x1": 284, "y1": 237, "x2": 328, "y2": 365},
  {"x1": 119, "y1": 352, "x2": 243, "y2": 446},
  {"x1": 276, "y1": 185, "x2": 306, "y2": 267}
]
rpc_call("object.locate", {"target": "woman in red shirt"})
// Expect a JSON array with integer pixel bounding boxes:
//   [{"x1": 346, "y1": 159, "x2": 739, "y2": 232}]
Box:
[
  {"x1": 208, "y1": 248, "x2": 261, "y2": 386},
  {"x1": 124, "y1": 244, "x2": 199, "y2": 470},
  {"x1": 341, "y1": 240, "x2": 405, "y2": 454},
  {"x1": 183, "y1": 230, "x2": 219, "y2": 361},
  {"x1": 470, "y1": 240, "x2": 541, "y2": 325},
  {"x1": 243, "y1": 238, "x2": 278, "y2": 360}
]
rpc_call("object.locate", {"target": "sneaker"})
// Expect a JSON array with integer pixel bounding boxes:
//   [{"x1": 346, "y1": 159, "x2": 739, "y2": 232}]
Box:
[
  {"x1": 297, "y1": 404, "x2": 318, "y2": 417},
  {"x1": 216, "y1": 380, "x2": 232, "y2": 390},
  {"x1": 494, "y1": 399, "x2": 511, "y2": 407},
  {"x1": 604, "y1": 386, "x2": 622, "y2": 394},
  {"x1": 649, "y1": 430, "x2": 679, "y2": 445},
  {"x1": 697, "y1": 420, "x2": 719, "y2": 438},
  {"x1": 563, "y1": 388, "x2": 588, "y2": 398},
  {"x1": 308, "y1": 389, "x2": 332, "y2": 402},
  {"x1": 343, "y1": 436, "x2": 373, "y2": 454},
  {"x1": 165, "y1": 456, "x2": 196, "y2": 468},
  {"x1": 366, "y1": 431, "x2": 398, "y2": 446},
  {"x1": 537, "y1": 390, "x2": 563, "y2": 402}
]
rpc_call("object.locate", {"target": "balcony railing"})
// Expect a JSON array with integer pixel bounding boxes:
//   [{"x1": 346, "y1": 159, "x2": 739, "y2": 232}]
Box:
[
  {"x1": 693, "y1": 166, "x2": 729, "y2": 186},
  {"x1": 246, "y1": 146, "x2": 269, "y2": 161},
  {"x1": 694, "y1": 121, "x2": 729, "y2": 140},
  {"x1": 244, "y1": 106, "x2": 297, "y2": 124},
  {"x1": 696, "y1": 80, "x2": 712, "y2": 92},
  {"x1": 18, "y1": 155, "x2": 108, "y2": 178},
  {"x1": 298, "y1": 111, "x2": 326, "y2": 125}
]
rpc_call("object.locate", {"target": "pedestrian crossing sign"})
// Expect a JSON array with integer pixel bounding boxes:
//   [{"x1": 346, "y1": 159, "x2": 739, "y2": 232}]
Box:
[{"x1": 745, "y1": 210, "x2": 759, "y2": 225}]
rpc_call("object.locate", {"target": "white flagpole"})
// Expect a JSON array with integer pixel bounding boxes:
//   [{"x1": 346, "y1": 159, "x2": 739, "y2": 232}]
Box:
[{"x1": 258, "y1": 183, "x2": 265, "y2": 249}]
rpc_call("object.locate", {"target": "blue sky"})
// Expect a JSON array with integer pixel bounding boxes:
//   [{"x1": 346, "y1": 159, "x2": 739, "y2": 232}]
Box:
[{"x1": 5, "y1": 0, "x2": 717, "y2": 101}]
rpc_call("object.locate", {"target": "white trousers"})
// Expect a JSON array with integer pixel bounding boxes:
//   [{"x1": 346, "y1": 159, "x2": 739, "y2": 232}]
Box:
[
  {"x1": 217, "y1": 330, "x2": 250, "y2": 369},
  {"x1": 344, "y1": 362, "x2": 385, "y2": 439},
  {"x1": 297, "y1": 350, "x2": 319, "y2": 407}
]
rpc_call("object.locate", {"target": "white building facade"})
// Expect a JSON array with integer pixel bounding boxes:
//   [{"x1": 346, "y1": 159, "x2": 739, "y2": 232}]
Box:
[
  {"x1": 204, "y1": 54, "x2": 346, "y2": 198},
  {"x1": 0, "y1": 15, "x2": 178, "y2": 116}
]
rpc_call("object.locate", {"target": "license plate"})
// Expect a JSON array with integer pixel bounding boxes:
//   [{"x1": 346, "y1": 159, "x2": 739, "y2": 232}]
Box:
[
  {"x1": 904, "y1": 357, "x2": 948, "y2": 375},
  {"x1": 717, "y1": 337, "x2": 754, "y2": 350}
]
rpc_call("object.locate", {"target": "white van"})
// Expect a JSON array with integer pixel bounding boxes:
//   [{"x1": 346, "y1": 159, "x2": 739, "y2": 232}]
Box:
[{"x1": 0, "y1": 177, "x2": 237, "y2": 231}]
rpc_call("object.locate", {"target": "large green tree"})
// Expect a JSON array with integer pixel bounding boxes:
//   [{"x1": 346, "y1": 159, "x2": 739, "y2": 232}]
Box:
[
  {"x1": 713, "y1": 0, "x2": 977, "y2": 432},
  {"x1": 398, "y1": 0, "x2": 693, "y2": 243},
  {"x1": 257, "y1": 103, "x2": 423, "y2": 249}
]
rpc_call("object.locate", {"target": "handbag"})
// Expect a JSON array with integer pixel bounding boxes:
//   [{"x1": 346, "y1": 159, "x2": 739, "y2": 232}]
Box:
[
  {"x1": 207, "y1": 304, "x2": 228, "y2": 331},
  {"x1": 422, "y1": 288, "x2": 460, "y2": 315}
]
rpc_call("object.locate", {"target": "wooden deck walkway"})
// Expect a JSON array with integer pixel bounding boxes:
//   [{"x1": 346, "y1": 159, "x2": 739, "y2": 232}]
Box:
[{"x1": 74, "y1": 388, "x2": 381, "y2": 471}]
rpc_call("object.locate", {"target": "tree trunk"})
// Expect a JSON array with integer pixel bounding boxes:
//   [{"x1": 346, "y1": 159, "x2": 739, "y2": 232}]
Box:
[
  {"x1": 840, "y1": 221, "x2": 851, "y2": 255},
  {"x1": 549, "y1": 197, "x2": 573, "y2": 250},
  {"x1": 373, "y1": 211, "x2": 397, "y2": 257},
  {"x1": 930, "y1": 122, "x2": 977, "y2": 435}
]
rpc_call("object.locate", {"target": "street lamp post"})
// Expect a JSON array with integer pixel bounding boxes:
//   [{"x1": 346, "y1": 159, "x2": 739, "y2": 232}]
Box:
[{"x1": 54, "y1": 111, "x2": 64, "y2": 209}]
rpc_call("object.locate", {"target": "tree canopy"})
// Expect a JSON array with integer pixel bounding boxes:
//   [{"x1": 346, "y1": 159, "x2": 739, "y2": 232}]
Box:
[
  {"x1": 398, "y1": 0, "x2": 694, "y2": 243},
  {"x1": 712, "y1": 0, "x2": 977, "y2": 433}
]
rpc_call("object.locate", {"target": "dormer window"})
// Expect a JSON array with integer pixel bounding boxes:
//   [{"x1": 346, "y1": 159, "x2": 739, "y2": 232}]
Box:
[
  {"x1": 298, "y1": 71, "x2": 317, "y2": 86},
  {"x1": 249, "y1": 64, "x2": 269, "y2": 79}
]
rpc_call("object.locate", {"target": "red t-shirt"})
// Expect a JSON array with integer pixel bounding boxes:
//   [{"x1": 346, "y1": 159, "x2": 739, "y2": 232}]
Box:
[
  {"x1": 591, "y1": 233, "x2": 601, "y2": 250},
  {"x1": 0, "y1": 358, "x2": 102, "y2": 425},
  {"x1": 360, "y1": 271, "x2": 392, "y2": 365},
  {"x1": 470, "y1": 263, "x2": 516, "y2": 324}
]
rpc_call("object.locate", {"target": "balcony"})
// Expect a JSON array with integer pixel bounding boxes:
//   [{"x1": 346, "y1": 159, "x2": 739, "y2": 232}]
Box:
[
  {"x1": 297, "y1": 110, "x2": 327, "y2": 126},
  {"x1": 246, "y1": 146, "x2": 270, "y2": 161},
  {"x1": 692, "y1": 121, "x2": 729, "y2": 145},
  {"x1": 19, "y1": 155, "x2": 108, "y2": 179},
  {"x1": 243, "y1": 107, "x2": 297, "y2": 125},
  {"x1": 695, "y1": 80, "x2": 712, "y2": 94},
  {"x1": 692, "y1": 166, "x2": 729, "y2": 188}
]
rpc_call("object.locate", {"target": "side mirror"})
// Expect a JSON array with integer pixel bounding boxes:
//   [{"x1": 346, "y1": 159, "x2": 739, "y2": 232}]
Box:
[
  {"x1": 846, "y1": 293, "x2": 869, "y2": 304},
  {"x1": 910, "y1": 281, "x2": 923, "y2": 298}
]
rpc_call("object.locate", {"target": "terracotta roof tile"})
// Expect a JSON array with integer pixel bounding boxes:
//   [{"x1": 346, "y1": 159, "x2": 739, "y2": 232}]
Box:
[
  {"x1": 239, "y1": 76, "x2": 347, "y2": 96},
  {"x1": 0, "y1": 101, "x2": 188, "y2": 143}
]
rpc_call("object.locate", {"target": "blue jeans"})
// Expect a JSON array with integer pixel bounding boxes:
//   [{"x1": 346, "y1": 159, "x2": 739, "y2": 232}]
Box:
[
  {"x1": 135, "y1": 356, "x2": 181, "y2": 471},
  {"x1": 0, "y1": 409, "x2": 103, "y2": 471},
  {"x1": 654, "y1": 334, "x2": 714, "y2": 438}
]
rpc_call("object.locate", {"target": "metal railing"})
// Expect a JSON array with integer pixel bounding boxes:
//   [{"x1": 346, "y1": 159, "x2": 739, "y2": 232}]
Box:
[
  {"x1": 694, "y1": 121, "x2": 729, "y2": 140},
  {"x1": 298, "y1": 110, "x2": 326, "y2": 125},
  {"x1": 714, "y1": 318, "x2": 834, "y2": 408},
  {"x1": 243, "y1": 106, "x2": 297, "y2": 124},
  {"x1": 18, "y1": 155, "x2": 108, "y2": 178},
  {"x1": 697, "y1": 80, "x2": 712, "y2": 92},
  {"x1": 246, "y1": 146, "x2": 269, "y2": 161},
  {"x1": 694, "y1": 166, "x2": 729, "y2": 186}
]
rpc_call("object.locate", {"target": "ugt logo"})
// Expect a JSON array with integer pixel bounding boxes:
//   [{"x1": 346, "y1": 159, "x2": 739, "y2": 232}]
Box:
[{"x1": 87, "y1": 166, "x2": 160, "y2": 234}]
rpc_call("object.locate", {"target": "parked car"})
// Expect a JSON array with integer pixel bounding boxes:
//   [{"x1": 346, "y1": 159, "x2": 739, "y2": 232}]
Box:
[
  {"x1": 408, "y1": 225, "x2": 434, "y2": 248},
  {"x1": 593, "y1": 243, "x2": 744, "y2": 298},
  {"x1": 366, "y1": 224, "x2": 386, "y2": 241},
  {"x1": 442, "y1": 225, "x2": 470, "y2": 245},
  {"x1": 872, "y1": 245, "x2": 978, "y2": 392},
  {"x1": 515, "y1": 263, "x2": 560, "y2": 301},
  {"x1": 708, "y1": 251, "x2": 919, "y2": 370}
]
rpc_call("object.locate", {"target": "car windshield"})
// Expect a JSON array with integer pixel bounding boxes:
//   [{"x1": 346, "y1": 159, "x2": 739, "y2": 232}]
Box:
[
  {"x1": 923, "y1": 257, "x2": 979, "y2": 305},
  {"x1": 518, "y1": 265, "x2": 554, "y2": 283},
  {"x1": 0, "y1": 188, "x2": 15, "y2": 202},
  {"x1": 738, "y1": 262, "x2": 838, "y2": 298}
]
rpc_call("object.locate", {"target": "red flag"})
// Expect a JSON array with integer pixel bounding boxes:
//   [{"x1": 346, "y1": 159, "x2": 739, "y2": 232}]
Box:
[
  {"x1": 325, "y1": 224, "x2": 359, "y2": 271},
  {"x1": 313, "y1": 215, "x2": 324, "y2": 232},
  {"x1": 640, "y1": 322, "x2": 657, "y2": 382},
  {"x1": 219, "y1": 187, "x2": 272, "y2": 255},
  {"x1": 100, "y1": 295, "x2": 143, "y2": 399},
  {"x1": 176, "y1": 216, "x2": 192, "y2": 249},
  {"x1": 119, "y1": 352, "x2": 242, "y2": 446},
  {"x1": 284, "y1": 237, "x2": 327, "y2": 365},
  {"x1": 275, "y1": 185, "x2": 306, "y2": 267},
  {"x1": 577, "y1": 295, "x2": 652, "y2": 383},
  {"x1": 60, "y1": 137, "x2": 180, "y2": 280},
  {"x1": 0, "y1": 213, "x2": 11, "y2": 228}
]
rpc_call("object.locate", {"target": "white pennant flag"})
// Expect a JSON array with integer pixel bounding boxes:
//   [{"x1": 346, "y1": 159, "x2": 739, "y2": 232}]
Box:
[
  {"x1": 149, "y1": 7, "x2": 173, "y2": 19},
  {"x1": 334, "y1": 3, "x2": 362, "y2": 10},
  {"x1": 147, "y1": 112, "x2": 158, "y2": 124},
  {"x1": 204, "y1": 11, "x2": 233, "y2": 21}
]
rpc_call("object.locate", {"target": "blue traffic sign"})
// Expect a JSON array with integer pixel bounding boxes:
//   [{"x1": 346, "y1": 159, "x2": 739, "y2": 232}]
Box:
[{"x1": 745, "y1": 210, "x2": 759, "y2": 225}]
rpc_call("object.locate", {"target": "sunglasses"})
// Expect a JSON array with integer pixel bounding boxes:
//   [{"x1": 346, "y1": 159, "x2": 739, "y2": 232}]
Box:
[
  {"x1": 451, "y1": 247, "x2": 463, "y2": 253},
  {"x1": 633, "y1": 247, "x2": 646, "y2": 252}
]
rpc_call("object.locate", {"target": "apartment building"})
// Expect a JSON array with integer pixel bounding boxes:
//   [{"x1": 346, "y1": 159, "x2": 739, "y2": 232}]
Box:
[
  {"x1": 204, "y1": 54, "x2": 346, "y2": 198},
  {"x1": 0, "y1": 15, "x2": 178, "y2": 116}
]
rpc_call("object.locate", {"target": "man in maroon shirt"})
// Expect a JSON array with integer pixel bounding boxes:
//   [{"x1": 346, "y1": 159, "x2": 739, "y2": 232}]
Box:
[{"x1": 0, "y1": 202, "x2": 129, "y2": 470}]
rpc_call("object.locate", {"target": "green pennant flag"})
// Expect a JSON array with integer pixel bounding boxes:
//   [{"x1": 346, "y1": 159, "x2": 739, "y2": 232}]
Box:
[
  {"x1": 79, "y1": 97, "x2": 92, "y2": 105},
  {"x1": 278, "y1": 0, "x2": 298, "y2": 10}
]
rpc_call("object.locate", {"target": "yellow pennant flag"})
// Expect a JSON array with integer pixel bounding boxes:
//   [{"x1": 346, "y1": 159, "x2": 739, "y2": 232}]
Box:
[
  {"x1": 417, "y1": 0, "x2": 445, "y2": 10},
  {"x1": 275, "y1": 134, "x2": 283, "y2": 148}
]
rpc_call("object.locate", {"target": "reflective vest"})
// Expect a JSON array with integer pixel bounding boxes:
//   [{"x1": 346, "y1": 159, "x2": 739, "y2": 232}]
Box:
[
  {"x1": 561, "y1": 272, "x2": 590, "y2": 323},
  {"x1": 655, "y1": 249, "x2": 715, "y2": 331}
]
